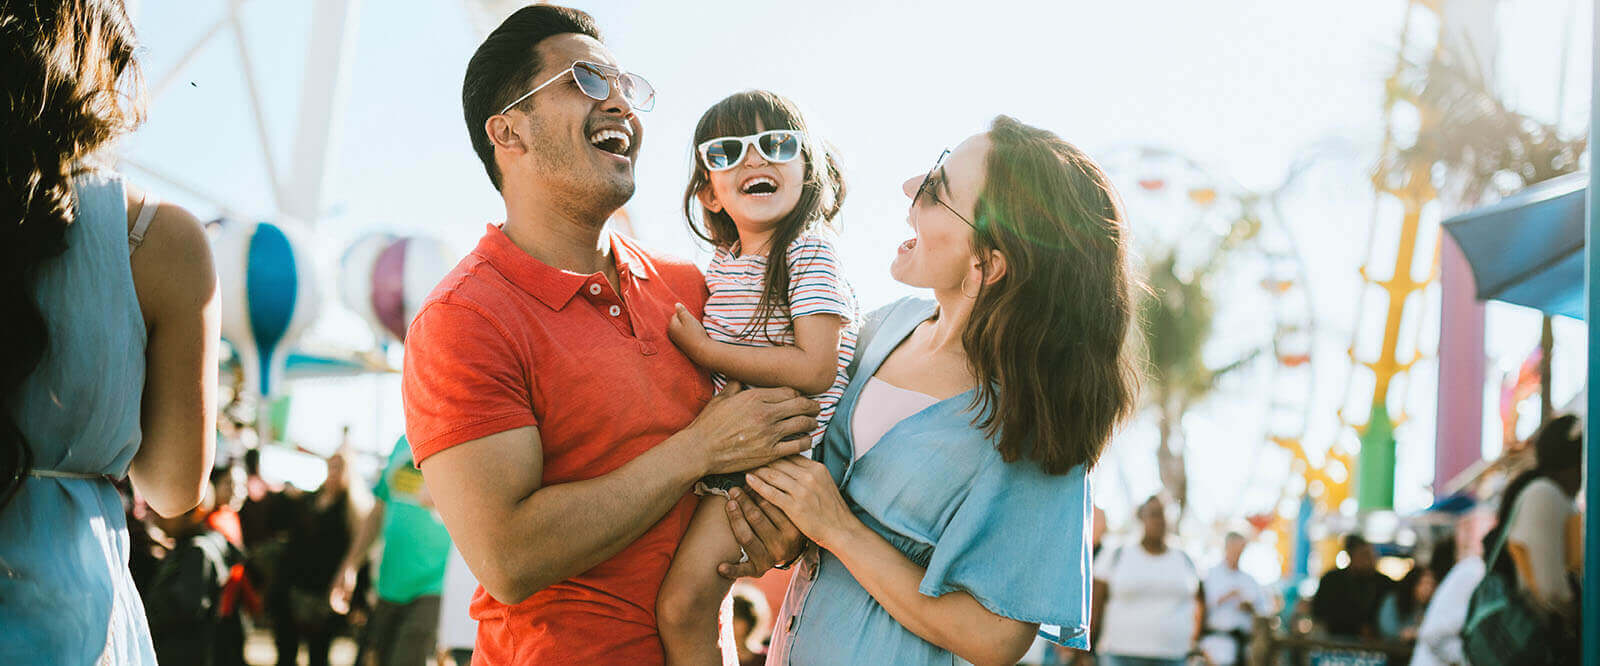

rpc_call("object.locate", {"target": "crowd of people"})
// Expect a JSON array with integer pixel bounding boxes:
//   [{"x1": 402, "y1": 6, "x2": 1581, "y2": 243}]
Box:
[
  {"x1": 0, "y1": 1, "x2": 1586, "y2": 665},
  {"x1": 111, "y1": 427, "x2": 474, "y2": 666}
]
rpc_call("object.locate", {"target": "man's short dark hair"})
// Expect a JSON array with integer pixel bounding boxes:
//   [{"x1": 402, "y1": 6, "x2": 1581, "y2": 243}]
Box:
[
  {"x1": 462, "y1": 5, "x2": 601, "y2": 191},
  {"x1": 1344, "y1": 534, "x2": 1369, "y2": 553}
]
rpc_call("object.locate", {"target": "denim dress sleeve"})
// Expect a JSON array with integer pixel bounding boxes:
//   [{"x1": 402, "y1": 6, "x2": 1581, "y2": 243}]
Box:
[{"x1": 917, "y1": 451, "x2": 1095, "y2": 648}]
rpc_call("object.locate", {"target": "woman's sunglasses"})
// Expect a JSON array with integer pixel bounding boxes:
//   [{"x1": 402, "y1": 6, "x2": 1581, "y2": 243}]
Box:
[
  {"x1": 915, "y1": 149, "x2": 977, "y2": 229},
  {"x1": 696, "y1": 130, "x2": 805, "y2": 172},
  {"x1": 499, "y1": 60, "x2": 656, "y2": 115}
]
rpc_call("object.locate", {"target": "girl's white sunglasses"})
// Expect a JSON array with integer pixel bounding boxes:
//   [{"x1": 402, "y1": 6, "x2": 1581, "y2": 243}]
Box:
[{"x1": 696, "y1": 130, "x2": 805, "y2": 172}]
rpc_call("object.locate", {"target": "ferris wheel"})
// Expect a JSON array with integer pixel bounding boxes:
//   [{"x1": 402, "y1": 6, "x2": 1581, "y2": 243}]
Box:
[{"x1": 1100, "y1": 146, "x2": 1319, "y2": 523}]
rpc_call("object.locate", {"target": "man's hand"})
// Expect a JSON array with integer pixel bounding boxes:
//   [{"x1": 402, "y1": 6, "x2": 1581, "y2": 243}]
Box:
[
  {"x1": 667, "y1": 304, "x2": 713, "y2": 363},
  {"x1": 718, "y1": 486, "x2": 806, "y2": 580},
  {"x1": 745, "y1": 457, "x2": 858, "y2": 550},
  {"x1": 683, "y1": 382, "x2": 819, "y2": 475}
]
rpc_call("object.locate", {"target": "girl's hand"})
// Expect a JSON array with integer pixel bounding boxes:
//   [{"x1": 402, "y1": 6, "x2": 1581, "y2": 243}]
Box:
[
  {"x1": 666, "y1": 303, "x2": 711, "y2": 360},
  {"x1": 744, "y1": 456, "x2": 859, "y2": 550}
]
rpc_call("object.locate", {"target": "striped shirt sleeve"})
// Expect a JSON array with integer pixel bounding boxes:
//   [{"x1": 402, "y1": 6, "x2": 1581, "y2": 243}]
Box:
[{"x1": 786, "y1": 234, "x2": 854, "y2": 322}]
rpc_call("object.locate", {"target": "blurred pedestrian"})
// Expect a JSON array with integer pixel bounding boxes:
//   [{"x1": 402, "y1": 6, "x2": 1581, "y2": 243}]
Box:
[
  {"x1": 266, "y1": 447, "x2": 371, "y2": 666},
  {"x1": 208, "y1": 464, "x2": 256, "y2": 666},
  {"x1": 1463, "y1": 413, "x2": 1584, "y2": 664},
  {"x1": 1377, "y1": 566, "x2": 1435, "y2": 640},
  {"x1": 1490, "y1": 414, "x2": 1583, "y2": 616},
  {"x1": 0, "y1": 0, "x2": 220, "y2": 662},
  {"x1": 1091, "y1": 496, "x2": 1204, "y2": 666},
  {"x1": 1201, "y1": 532, "x2": 1267, "y2": 665},
  {"x1": 1310, "y1": 534, "x2": 1394, "y2": 639},
  {"x1": 332, "y1": 436, "x2": 452, "y2": 666},
  {"x1": 1414, "y1": 527, "x2": 1483, "y2": 666},
  {"x1": 146, "y1": 488, "x2": 240, "y2": 666}
]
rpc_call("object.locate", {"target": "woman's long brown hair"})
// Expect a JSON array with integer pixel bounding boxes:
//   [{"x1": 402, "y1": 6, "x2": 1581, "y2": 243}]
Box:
[
  {"x1": 683, "y1": 90, "x2": 845, "y2": 340},
  {"x1": 964, "y1": 115, "x2": 1140, "y2": 475},
  {"x1": 0, "y1": 0, "x2": 145, "y2": 511}
]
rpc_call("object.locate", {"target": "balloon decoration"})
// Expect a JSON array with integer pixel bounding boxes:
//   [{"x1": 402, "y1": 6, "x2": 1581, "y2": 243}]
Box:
[
  {"x1": 339, "y1": 233, "x2": 455, "y2": 342},
  {"x1": 213, "y1": 219, "x2": 323, "y2": 398}
]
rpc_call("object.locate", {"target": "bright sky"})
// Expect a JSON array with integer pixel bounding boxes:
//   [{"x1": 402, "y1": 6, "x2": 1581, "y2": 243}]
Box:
[{"x1": 126, "y1": 0, "x2": 1590, "y2": 580}]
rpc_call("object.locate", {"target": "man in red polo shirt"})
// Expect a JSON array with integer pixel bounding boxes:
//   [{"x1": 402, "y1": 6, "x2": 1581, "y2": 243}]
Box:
[{"x1": 401, "y1": 6, "x2": 818, "y2": 664}]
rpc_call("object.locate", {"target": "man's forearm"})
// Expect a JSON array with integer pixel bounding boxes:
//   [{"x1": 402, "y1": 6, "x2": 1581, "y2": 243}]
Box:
[{"x1": 484, "y1": 434, "x2": 708, "y2": 603}]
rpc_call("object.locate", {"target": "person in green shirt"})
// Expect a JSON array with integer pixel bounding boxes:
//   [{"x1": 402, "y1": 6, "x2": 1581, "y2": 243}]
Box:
[{"x1": 332, "y1": 436, "x2": 452, "y2": 666}]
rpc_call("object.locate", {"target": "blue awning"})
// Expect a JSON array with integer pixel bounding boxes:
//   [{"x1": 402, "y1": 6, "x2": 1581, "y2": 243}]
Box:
[{"x1": 1442, "y1": 171, "x2": 1587, "y2": 320}]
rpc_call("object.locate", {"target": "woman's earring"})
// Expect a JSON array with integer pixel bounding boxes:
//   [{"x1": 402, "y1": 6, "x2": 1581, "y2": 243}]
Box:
[{"x1": 960, "y1": 274, "x2": 980, "y2": 299}]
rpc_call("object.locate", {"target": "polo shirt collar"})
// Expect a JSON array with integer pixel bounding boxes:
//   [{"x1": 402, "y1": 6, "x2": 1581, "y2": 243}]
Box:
[{"x1": 476, "y1": 224, "x2": 650, "y2": 311}]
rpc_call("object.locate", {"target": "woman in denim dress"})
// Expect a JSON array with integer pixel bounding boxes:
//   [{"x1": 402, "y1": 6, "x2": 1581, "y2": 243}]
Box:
[
  {"x1": 0, "y1": 1, "x2": 220, "y2": 663},
  {"x1": 738, "y1": 116, "x2": 1141, "y2": 665}
]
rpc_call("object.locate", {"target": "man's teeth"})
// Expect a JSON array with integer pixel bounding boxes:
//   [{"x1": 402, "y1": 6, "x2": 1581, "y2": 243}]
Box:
[{"x1": 588, "y1": 129, "x2": 630, "y2": 153}]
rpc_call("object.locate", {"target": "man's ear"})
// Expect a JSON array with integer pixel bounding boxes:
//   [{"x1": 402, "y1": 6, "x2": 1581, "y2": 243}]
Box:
[
  {"x1": 697, "y1": 186, "x2": 723, "y2": 214},
  {"x1": 485, "y1": 114, "x2": 526, "y2": 155},
  {"x1": 980, "y1": 248, "x2": 1007, "y2": 285}
]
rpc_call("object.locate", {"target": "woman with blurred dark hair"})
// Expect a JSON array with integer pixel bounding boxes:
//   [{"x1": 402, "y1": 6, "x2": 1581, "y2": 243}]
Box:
[
  {"x1": 1467, "y1": 413, "x2": 1585, "y2": 662},
  {"x1": 741, "y1": 116, "x2": 1141, "y2": 665},
  {"x1": 0, "y1": 0, "x2": 220, "y2": 662},
  {"x1": 1377, "y1": 565, "x2": 1435, "y2": 640},
  {"x1": 1492, "y1": 414, "x2": 1584, "y2": 614}
]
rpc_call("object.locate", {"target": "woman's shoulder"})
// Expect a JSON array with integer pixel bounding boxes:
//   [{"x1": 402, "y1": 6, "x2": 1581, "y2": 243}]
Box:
[
  {"x1": 124, "y1": 183, "x2": 215, "y2": 313},
  {"x1": 865, "y1": 296, "x2": 935, "y2": 325}
]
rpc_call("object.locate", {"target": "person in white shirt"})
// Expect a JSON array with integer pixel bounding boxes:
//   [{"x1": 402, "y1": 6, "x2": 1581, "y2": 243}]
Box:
[
  {"x1": 1412, "y1": 548, "x2": 1483, "y2": 666},
  {"x1": 1499, "y1": 415, "x2": 1583, "y2": 616},
  {"x1": 1200, "y1": 532, "x2": 1266, "y2": 666},
  {"x1": 1091, "y1": 496, "x2": 1203, "y2": 666},
  {"x1": 1462, "y1": 414, "x2": 1584, "y2": 662}
]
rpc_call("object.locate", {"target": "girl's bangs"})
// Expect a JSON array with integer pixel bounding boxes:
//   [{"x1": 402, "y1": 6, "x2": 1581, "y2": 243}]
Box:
[{"x1": 696, "y1": 94, "x2": 806, "y2": 144}]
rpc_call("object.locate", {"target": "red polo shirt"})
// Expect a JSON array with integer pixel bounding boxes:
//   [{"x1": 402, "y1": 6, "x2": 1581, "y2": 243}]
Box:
[{"x1": 402, "y1": 224, "x2": 712, "y2": 665}]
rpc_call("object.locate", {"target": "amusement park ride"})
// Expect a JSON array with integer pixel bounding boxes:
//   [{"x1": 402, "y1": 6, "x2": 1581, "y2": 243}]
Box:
[{"x1": 1106, "y1": 0, "x2": 1497, "y2": 584}]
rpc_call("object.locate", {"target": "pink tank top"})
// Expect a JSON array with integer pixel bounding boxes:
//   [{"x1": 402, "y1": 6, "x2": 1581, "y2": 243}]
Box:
[{"x1": 850, "y1": 377, "x2": 941, "y2": 460}]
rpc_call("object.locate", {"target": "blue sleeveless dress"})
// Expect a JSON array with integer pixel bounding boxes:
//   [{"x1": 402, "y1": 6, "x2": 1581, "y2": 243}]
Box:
[{"x1": 0, "y1": 172, "x2": 156, "y2": 664}]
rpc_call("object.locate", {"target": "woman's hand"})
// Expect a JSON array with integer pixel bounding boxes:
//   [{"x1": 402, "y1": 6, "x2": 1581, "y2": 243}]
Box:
[
  {"x1": 744, "y1": 456, "x2": 860, "y2": 550},
  {"x1": 666, "y1": 303, "x2": 711, "y2": 362}
]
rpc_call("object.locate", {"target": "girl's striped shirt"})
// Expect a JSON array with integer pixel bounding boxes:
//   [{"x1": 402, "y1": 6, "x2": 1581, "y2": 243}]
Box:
[{"x1": 703, "y1": 230, "x2": 858, "y2": 445}]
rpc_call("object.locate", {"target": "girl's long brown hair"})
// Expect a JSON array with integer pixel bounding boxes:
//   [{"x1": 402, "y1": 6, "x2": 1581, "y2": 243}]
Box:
[
  {"x1": 0, "y1": 0, "x2": 145, "y2": 511},
  {"x1": 683, "y1": 90, "x2": 845, "y2": 339},
  {"x1": 964, "y1": 115, "x2": 1140, "y2": 475}
]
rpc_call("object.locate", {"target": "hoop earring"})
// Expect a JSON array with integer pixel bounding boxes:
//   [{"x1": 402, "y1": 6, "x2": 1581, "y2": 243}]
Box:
[{"x1": 961, "y1": 274, "x2": 980, "y2": 299}]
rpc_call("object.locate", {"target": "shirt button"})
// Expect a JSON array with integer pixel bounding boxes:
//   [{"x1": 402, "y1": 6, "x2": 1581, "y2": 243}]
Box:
[
  {"x1": 589, "y1": 283, "x2": 602, "y2": 295},
  {"x1": 608, "y1": 305, "x2": 622, "y2": 317}
]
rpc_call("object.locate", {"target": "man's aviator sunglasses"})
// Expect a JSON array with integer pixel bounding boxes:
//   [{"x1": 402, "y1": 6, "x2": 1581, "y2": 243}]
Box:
[
  {"x1": 499, "y1": 60, "x2": 656, "y2": 115},
  {"x1": 697, "y1": 130, "x2": 805, "y2": 172}
]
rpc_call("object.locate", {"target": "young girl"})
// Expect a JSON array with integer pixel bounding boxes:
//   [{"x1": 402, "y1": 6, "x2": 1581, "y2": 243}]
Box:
[{"x1": 657, "y1": 90, "x2": 857, "y2": 665}]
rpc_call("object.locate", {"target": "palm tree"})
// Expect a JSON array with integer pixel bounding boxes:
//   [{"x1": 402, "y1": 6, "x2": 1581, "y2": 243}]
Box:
[
  {"x1": 1139, "y1": 208, "x2": 1262, "y2": 515},
  {"x1": 1395, "y1": 45, "x2": 1586, "y2": 430}
]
